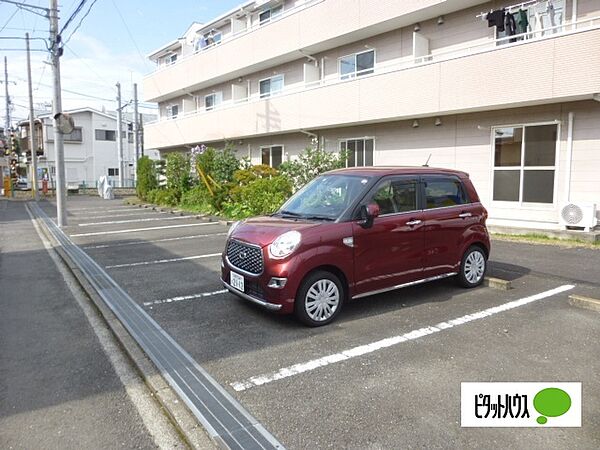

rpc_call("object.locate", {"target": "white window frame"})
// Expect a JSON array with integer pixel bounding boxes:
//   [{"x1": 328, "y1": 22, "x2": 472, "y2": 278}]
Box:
[
  {"x1": 338, "y1": 49, "x2": 376, "y2": 80},
  {"x1": 259, "y1": 74, "x2": 285, "y2": 99},
  {"x1": 166, "y1": 104, "x2": 179, "y2": 119},
  {"x1": 339, "y1": 136, "x2": 375, "y2": 167},
  {"x1": 204, "y1": 92, "x2": 223, "y2": 111},
  {"x1": 260, "y1": 145, "x2": 284, "y2": 168},
  {"x1": 165, "y1": 53, "x2": 178, "y2": 65},
  {"x1": 489, "y1": 121, "x2": 561, "y2": 209},
  {"x1": 259, "y1": 4, "x2": 283, "y2": 25}
]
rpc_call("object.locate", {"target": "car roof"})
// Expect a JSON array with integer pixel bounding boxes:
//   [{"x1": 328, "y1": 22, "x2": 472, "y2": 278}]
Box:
[{"x1": 326, "y1": 166, "x2": 469, "y2": 178}]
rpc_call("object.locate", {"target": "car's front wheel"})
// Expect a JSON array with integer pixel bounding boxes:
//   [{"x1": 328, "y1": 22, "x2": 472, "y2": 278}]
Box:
[
  {"x1": 295, "y1": 270, "x2": 344, "y2": 327},
  {"x1": 457, "y1": 245, "x2": 487, "y2": 288}
]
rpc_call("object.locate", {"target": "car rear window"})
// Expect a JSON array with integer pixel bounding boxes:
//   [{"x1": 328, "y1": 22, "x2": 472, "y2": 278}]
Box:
[{"x1": 424, "y1": 177, "x2": 469, "y2": 209}]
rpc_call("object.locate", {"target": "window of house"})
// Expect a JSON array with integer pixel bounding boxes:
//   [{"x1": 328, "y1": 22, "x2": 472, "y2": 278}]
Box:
[
  {"x1": 128, "y1": 132, "x2": 134, "y2": 144},
  {"x1": 261, "y1": 145, "x2": 283, "y2": 168},
  {"x1": 371, "y1": 178, "x2": 418, "y2": 215},
  {"x1": 339, "y1": 49, "x2": 375, "y2": 80},
  {"x1": 259, "y1": 75, "x2": 284, "y2": 98},
  {"x1": 108, "y1": 168, "x2": 119, "y2": 176},
  {"x1": 95, "y1": 129, "x2": 116, "y2": 141},
  {"x1": 340, "y1": 138, "x2": 374, "y2": 167},
  {"x1": 259, "y1": 4, "x2": 283, "y2": 24},
  {"x1": 165, "y1": 53, "x2": 178, "y2": 65},
  {"x1": 492, "y1": 124, "x2": 557, "y2": 204},
  {"x1": 166, "y1": 104, "x2": 179, "y2": 119},
  {"x1": 205, "y1": 92, "x2": 223, "y2": 111},
  {"x1": 424, "y1": 176, "x2": 469, "y2": 209}
]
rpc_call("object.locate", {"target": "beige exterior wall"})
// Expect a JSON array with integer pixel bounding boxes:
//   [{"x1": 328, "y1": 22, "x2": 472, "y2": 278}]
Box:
[
  {"x1": 146, "y1": 27, "x2": 600, "y2": 148},
  {"x1": 204, "y1": 101, "x2": 600, "y2": 228},
  {"x1": 143, "y1": 0, "x2": 495, "y2": 102}
]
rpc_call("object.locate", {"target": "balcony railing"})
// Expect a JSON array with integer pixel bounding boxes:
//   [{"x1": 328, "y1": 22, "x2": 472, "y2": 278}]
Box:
[
  {"x1": 149, "y1": 0, "x2": 325, "y2": 74},
  {"x1": 149, "y1": 15, "x2": 600, "y2": 126}
]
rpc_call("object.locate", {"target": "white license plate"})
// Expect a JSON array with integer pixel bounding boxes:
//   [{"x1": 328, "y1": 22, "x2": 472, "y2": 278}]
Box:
[{"x1": 230, "y1": 271, "x2": 245, "y2": 292}]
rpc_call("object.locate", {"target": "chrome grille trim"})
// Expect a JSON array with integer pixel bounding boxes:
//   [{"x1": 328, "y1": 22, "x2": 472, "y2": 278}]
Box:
[{"x1": 226, "y1": 239, "x2": 264, "y2": 276}]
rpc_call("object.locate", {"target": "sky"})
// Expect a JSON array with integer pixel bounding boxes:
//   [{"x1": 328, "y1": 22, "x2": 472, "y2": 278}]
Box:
[{"x1": 0, "y1": 0, "x2": 242, "y2": 126}]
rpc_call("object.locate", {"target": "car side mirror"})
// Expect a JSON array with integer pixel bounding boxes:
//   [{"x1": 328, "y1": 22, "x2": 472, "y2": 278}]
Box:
[{"x1": 359, "y1": 203, "x2": 380, "y2": 228}]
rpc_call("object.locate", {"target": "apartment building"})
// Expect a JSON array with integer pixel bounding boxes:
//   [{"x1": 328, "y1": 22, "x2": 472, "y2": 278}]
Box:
[
  {"x1": 143, "y1": 0, "x2": 600, "y2": 230},
  {"x1": 18, "y1": 108, "x2": 138, "y2": 188}
]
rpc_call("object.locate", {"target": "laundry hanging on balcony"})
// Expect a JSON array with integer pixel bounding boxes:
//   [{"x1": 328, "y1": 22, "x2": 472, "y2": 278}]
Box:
[{"x1": 485, "y1": 9, "x2": 506, "y2": 31}]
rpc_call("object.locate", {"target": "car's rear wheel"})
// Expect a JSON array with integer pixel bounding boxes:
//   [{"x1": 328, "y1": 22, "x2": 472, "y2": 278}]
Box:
[
  {"x1": 457, "y1": 245, "x2": 486, "y2": 288},
  {"x1": 295, "y1": 270, "x2": 344, "y2": 327}
]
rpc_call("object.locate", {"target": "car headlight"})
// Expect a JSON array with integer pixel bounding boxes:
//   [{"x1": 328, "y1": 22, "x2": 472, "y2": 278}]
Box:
[
  {"x1": 227, "y1": 220, "x2": 241, "y2": 238},
  {"x1": 268, "y1": 230, "x2": 301, "y2": 259}
]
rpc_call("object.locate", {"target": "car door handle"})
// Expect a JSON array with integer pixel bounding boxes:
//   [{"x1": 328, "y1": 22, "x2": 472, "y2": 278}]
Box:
[
  {"x1": 406, "y1": 219, "x2": 422, "y2": 226},
  {"x1": 458, "y1": 212, "x2": 472, "y2": 218}
]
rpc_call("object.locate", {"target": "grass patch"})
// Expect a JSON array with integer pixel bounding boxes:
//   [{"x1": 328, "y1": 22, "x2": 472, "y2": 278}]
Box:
[{"x1": 492, "y1": 232, "x2": 600, "y2": 249}]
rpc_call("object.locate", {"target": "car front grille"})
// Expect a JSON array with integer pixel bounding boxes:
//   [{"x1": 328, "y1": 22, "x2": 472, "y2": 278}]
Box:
[{"x1": 226, "y1": 240, "x2": 263, "y2": 275}]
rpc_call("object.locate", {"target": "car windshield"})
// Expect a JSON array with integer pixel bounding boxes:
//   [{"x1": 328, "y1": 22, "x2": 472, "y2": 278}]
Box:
[{"x1": 276, "y1": 174, "x2": 371, "y2": 220}]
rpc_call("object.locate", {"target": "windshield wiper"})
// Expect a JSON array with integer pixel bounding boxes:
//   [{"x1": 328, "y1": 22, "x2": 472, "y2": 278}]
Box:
[
  {"x1": 276, "y1": 210, "x2": 303, "y2": 218},
  {"x1": 302, "y1": 215, "x2": 335, "y2": 221}
]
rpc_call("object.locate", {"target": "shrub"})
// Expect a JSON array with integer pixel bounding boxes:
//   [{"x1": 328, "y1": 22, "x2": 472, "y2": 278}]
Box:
[
  {"x1": 224, "y1": 175, "x2": 292, "y2": 218},
  {"x1": 136, "y1": 156, "x2": 158, "y2": 200},
  {"x1": 165, "y1": 152, "x2": 192, "y2": 202},
  {"x1": 180, "y1": 185, "x2": 216, "y2": 214},
  {"x1": 279, "y1": 147, "x2": 347, "y2": 191}
]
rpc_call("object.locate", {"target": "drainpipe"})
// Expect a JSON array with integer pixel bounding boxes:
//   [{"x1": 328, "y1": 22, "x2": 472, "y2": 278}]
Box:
[
  {"x1": 299, "y1": 129, "x2": 319, "y2": 149},
  {"x1": 565, "y1": 112, "x2": 574, "y2": 202},
  {"x1": 320, "y1": 57, "x2": 325, "y2": 83},
  {"x1": 572, "y1": 0, "x2": 578, "y2": 30}
]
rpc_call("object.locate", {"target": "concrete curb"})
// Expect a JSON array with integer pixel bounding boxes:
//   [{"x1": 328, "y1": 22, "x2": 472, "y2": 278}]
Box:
[
  {"x1": 484, "y1": 276, "x2": 511, "y2": 290},
  {"x1": 568, "y1": 295, "x2": 600, "y2": 313},
  {"x1": 124, "y1": 199, "x2": 227, "y2": 225},
  {"x1": 32, "y1": 211, "x2": 215, "y2": 450}
]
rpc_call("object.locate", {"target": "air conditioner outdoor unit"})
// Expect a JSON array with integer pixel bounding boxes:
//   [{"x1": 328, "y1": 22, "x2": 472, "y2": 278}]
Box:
[{"x1": 559, "y1": 202, "x2": 598, "y2": 232}]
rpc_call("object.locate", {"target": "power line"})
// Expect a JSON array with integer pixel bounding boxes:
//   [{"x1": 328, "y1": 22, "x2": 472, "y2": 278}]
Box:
[
  {"x1": 61, "y1": 0, "x2": 99, "y2": 46},
  {"x1": 59, "y1": 0, "x2": 87, "y2": 35},
  {"x1": 62, "y1": 43, "x2": 116, "y2": 91},
  {"x1": 0, "y1": 8, "x2": 19, "y2": 33}
]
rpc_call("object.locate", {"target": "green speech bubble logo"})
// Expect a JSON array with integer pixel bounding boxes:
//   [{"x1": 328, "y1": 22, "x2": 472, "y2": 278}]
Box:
[{"x1": 533, "y1": 388, "x2": 571, "y2": 425}]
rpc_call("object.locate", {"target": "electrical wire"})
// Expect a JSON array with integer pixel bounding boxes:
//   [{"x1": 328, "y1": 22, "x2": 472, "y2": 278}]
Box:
[
  {"x1": 59, "y1": 0, "x2": 86, "y2": 35},
  {"x1": 61, "y1": 0, "x2": 99, "y2": 47},
  {"x1": 0, "y1": 8, "x2": 19, "y2": 33}
]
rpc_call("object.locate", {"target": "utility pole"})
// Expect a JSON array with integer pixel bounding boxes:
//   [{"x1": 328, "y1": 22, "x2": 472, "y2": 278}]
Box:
[
  {"x1": 26, "y1": 33, "x2": 39, "y2": 201},
  {"x1": 4, "y1": 57, "x2": 10, "y2": 134},
  {"x1": 116, "y1": 82, "x2": 124, "y2": 186},
  {"x1": 50, "y1": 0, "x2": 66, "y2": 226},
  {"x1": 133, "y1": 82, "x2": 139, "y2": 181},
  {"x1": 139, "y1": 113, "x2": 144, "y2": 157}
]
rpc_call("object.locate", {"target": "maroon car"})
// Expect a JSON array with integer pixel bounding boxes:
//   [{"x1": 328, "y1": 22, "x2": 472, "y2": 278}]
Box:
[{"x1": 221, "y1": 167, "x2": 490, "y2": 326}]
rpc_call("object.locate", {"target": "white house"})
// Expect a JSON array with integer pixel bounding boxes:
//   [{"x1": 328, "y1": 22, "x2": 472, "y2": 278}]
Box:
[{"x1": 19, "y1": 107, "x2": 137, "y2": 188}]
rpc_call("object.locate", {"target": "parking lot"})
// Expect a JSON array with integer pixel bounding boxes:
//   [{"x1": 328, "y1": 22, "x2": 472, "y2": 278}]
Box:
[{"x1": 37, "y1": 196, "x2": 600, "y2": 449}]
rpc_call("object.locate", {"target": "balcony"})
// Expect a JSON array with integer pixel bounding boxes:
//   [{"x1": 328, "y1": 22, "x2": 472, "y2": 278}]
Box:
[
  {"x1": 144, "y1": 20, "x2": 600, "y2": 150},
  {"x1": 143, "y1": 0, "x2": 486, "y2": 102}
]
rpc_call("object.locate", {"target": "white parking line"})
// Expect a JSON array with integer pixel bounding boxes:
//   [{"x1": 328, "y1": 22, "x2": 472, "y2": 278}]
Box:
[
  {"x1": 230, "y1": 284, "x2": 575, "y2": 392},
  {"x1": 143, "y1": 289, "x2": 228, "y2": 307},
  {"x1": 82, "y1": 232, "x2": 228, "y2": 250},
  {"x1": 105, "y1": 252, "x2": 221, "y2": 269},
  {"x1": 70, "y1": 222, "x2": 218, "y2": 237},
  {"x1": 78, "y1": 211, "x2": 168, "y2": 219},
  {"x1": 79, "y1": 215, "x2": 190, "y2": 226},
  {"x1": 68, "y1": 207, "x2": 141, "y2": 212}
]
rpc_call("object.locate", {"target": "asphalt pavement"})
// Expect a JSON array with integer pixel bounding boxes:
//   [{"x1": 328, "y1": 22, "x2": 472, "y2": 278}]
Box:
[
  {"x1": 17, "y1": 196, "x2": 600, "y2": 449},
  {"x1": 0, "y1": 199, "x2": 183, "y2": 449}
]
